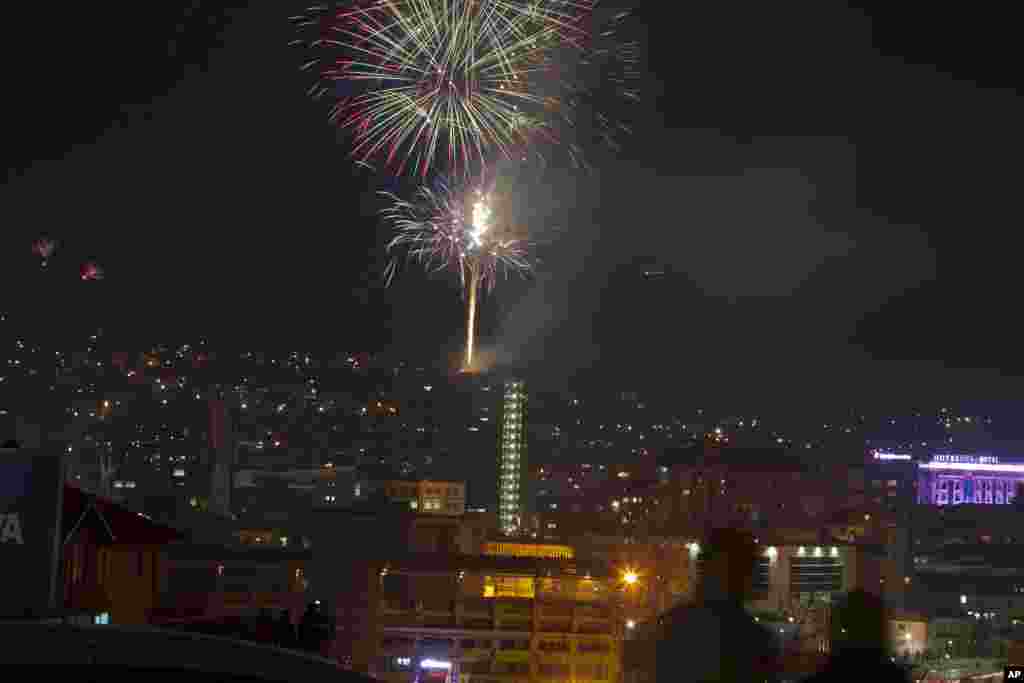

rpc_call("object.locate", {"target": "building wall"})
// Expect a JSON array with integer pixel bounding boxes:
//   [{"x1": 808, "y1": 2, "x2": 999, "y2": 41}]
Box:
[
  {"x1": 62, "y1": 531, "x2": 164, "y2": 625},
  {"x1": 380, "y1": 481, "x2": 467, "y2": 516},
  {"x1": 458, "y1": 511, "x2": 497, "y2": 555},
  {"x1": 152, "y1": 551, "x2": 309, "y2": 628},
  {"x1": 928, "y1": 617, "x2": 978, "y2": 658},
  {"x1": 889, "y1": 615, "x2": 927, "y2": 657},
  {"x1": 373, "y1": 580, "x2": 621, "y2": 683},
  {"x1": 572, "y1": 537, "x2": 693, "y2": 621},
  {"x1": 329, "y1": 561, "x2": 380, "y2": 673},
  {"x1": 574, "y1": 537, "x2": 887, "y2": 627}
]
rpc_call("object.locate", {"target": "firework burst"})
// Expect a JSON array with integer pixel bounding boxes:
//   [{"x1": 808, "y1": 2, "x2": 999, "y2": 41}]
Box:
[
  {"x1": 292, "y1": 0, "x2": 639, "y2": 175},
  {"x1": 32, "y1": 238, "x2": 57, "y2": 267},
  {"x1": 382, "y1": 179, "x2": 533, "y2": 291},
  {"x1": 381, "y1": 175, "x2": 535, "y2": 368},
  {"x1": 80, "y1": 262, "x2": 104, "y2": 281}
]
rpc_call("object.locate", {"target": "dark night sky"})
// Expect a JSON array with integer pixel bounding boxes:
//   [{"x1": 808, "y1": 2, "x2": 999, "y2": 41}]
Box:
[{"x1": 2, "y1": 2, "x2": 1021, "y2": 417}]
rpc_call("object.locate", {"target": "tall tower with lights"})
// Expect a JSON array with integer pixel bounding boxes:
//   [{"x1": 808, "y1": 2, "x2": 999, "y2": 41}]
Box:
[
  {"x1": 207, "y1": 388, "x2": 236, "y2": 519},
  {"x1": 498, "y1": 379, "x2": 527, "y2": 536}
]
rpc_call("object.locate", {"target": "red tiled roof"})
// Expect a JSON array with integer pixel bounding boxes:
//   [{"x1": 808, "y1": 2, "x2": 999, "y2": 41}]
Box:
[{"x1": 63, "y1": 485, "x2": 184, "y2": 545}]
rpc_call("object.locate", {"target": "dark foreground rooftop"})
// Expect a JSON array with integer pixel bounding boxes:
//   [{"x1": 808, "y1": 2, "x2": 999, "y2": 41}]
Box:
[{"x1": 0, "y1": 621, "x2": 372, "y2": 683}]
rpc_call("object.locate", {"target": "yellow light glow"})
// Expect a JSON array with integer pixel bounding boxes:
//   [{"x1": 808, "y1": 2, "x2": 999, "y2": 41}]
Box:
[{"x1": 622, "y1": 569, "x2": 639, "y2": 586}]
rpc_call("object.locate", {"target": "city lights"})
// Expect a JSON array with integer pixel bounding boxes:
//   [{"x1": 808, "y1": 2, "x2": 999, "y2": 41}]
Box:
[{"x1": 421, "y1": 660, "x2": 452, "y2": 670}]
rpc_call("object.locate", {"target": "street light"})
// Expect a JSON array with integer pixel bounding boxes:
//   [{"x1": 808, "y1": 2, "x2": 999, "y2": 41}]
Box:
[{"x1": 622, "y1": 570, "x2": 639, "y2": 586}]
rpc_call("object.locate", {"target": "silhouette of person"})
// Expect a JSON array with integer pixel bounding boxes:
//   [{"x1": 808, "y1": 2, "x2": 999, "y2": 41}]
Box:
[
  {"x1": 653, "y1": 527, "x2": 780, "y2": 683},
  {"x1": 275, "y1": 609, "x2": 295, "y2": 647},
  {"x1": 804, "y1": 589, "x2": 909, "y2": 683},
  {"x1": 255, "y1": 607, "x2": 274, "y2": 643}
]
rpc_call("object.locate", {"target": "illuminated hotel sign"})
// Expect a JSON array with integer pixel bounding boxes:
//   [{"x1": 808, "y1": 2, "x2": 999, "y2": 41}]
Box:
[
  {"x1": 932, "y1": 455, "x2": 999, "y2": 465},
  {"x1": 873, "y1": 452, "x2": 912, "y2": 461}
]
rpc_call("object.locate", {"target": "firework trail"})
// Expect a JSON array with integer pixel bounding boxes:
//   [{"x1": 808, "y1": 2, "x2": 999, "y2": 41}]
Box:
[
  {"x1": 292, "y1": 0, "x2": 639, "y2": 176},
  {"x1": 381, "y1": 174, "x2": 535, "y2": 369}
]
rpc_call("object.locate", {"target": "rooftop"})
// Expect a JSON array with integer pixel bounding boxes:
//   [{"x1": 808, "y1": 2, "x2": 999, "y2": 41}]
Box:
[
  {"x1": 63, "y1": 484, "x2": 185, "y2": 546},
  {"x1": 382, "y1": 552, "x2": 613, "y2": 579},
  {"x1": 0, "y1": 622, "x2": 371, "y2": 681}
]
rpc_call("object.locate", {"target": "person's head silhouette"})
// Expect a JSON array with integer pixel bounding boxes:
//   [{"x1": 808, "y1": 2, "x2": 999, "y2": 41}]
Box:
[
  {"x1": 698, "y1": 527, "x2": 759, "y2": 601},
  {"x1": 833, "y1": 589, "x2": 888, "y2": 655}
]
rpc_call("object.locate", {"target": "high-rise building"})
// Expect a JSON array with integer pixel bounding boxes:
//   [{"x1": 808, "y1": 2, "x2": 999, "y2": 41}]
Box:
[
  {"x1": 208, "y1": 391, "x2": 235, "y2": 518},
  {"x1": 498, "y1": 379, "x2": 527, "y2": 535}
]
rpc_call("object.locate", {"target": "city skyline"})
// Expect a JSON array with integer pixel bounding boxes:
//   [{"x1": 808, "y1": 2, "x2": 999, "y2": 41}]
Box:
[{"x1": 1, "y1": 3, "x2": 1022, "y2": 678}]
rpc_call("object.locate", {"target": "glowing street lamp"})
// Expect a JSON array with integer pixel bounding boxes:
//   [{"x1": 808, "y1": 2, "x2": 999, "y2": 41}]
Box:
[{"x1": 622, "y1": 569, "x2": 639, "y2": 586}]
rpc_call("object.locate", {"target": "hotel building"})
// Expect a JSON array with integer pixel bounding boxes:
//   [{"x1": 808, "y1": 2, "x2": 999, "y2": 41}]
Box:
[{"x1": 869, "y1": 451, "x2": 1024, "y2": 506}]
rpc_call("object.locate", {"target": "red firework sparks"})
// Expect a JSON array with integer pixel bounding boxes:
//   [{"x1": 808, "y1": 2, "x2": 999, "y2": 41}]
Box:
[
  {"x1": 80, "y1": 262, "x2": 104, "y2": 281},
  {"x1": 32, "y1": 238, "x2": 57, "y2": 264}
]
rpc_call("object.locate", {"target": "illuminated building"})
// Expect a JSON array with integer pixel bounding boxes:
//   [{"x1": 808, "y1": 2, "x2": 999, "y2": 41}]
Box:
[
  {"x1": 871, "y1": 451, "x2": 1024, "y2": 506},
  {"x1": 483, "y1": 541, "x2": 575, "y2": 560},
  {"x1": 887, "y1": 611, "x2": 928, "y2": 658},
  {"x1": 918, "y1": 454, "x2": 1022, "y2": 505},
  {"x1": 373, "y1": 554, "x2": 622, "y2": 683},
  {"x1": 382, "y1": 480, "x2": 466, "y2": 516},
  {"x1": 498, "y1": 379, "x2": 527, "y2": 536}
]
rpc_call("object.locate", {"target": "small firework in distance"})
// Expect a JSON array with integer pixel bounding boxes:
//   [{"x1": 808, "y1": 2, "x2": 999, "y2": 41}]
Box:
[
  {"x1": 381, "y1": 174, "x2": 535, "y2": 370},
  {"x1": 32, "y1": 238, "x2": 57, "y2": 267},
  {"x1": 80, "y1": 262, "x2": 104, "y2": 281},
  {"x1": 292, "y1": 0, "x2": 639, "y2": 176}
]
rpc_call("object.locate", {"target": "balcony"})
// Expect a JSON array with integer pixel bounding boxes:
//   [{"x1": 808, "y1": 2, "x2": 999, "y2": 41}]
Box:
[
  {"x1": 575, "y1": 604, "x2": 611, "y2": 620},
  {"x1": 380, "y1": 599, "x2": 415, "y2": 614},
  {"x1": 462, "y1": 617, "x2": 496, "y2": 630},
  {"x1": 537, "y1": 640, "x2": 571, "y2": 653},
  {"x1": 575, "y1": 621, "x2": 613, "y2": 635},
  {"x1": 537, "y1": 601, "x2": 574, "y2": 617},
  {"x1": 462, "y1": 598, "x2": 492, "y2": 616},
  {"x1": 576, "y1": 640, "x2": 612, "y2": 654}
]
